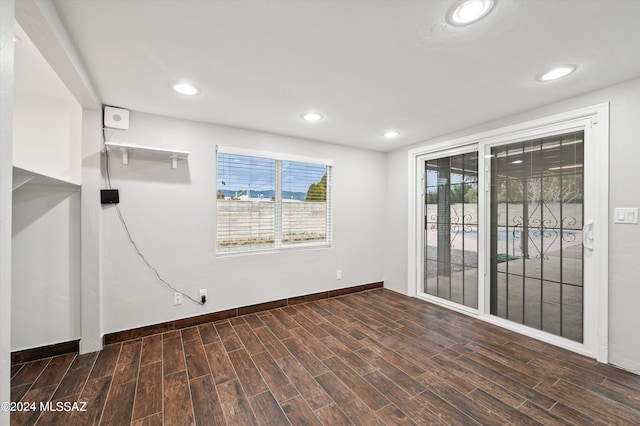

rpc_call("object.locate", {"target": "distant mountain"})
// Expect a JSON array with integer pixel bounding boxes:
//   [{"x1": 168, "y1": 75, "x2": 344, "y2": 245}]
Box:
[{"x1": 219, "y1": 189, "x2": 307, "y2": 201}]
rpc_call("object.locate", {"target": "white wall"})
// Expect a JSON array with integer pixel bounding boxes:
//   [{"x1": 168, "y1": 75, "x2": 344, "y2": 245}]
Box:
[
  {"x1": 11, "y1": 184, "x2": 81, "y2": 351},
  {"x1": 384, "y1": 77, "x2": 640, "y2": 373},
  {"x1": 79, "y1": 108, "x2": 103, "y2": 354},
  {"x1": 0, "y1": 0, "x2": 15, "y2": 421},
  {"x1": 12, "y1": 92, "x2": 82, "y2": 184},
  {"x1": 13, "y1": 21, "x2": 82, "y2": 184},
  {"x1": 101, "y1": 111, "x2": 386, "y2": 334}
]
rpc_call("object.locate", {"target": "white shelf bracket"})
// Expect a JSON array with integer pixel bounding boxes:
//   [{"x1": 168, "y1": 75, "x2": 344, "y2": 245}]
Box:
[
  {"x1": 120, "y1": 147, "x2": 129, "y2": 165},
  {"x1": 170, "y1": 154, "x2": 178, "y2": 169}
]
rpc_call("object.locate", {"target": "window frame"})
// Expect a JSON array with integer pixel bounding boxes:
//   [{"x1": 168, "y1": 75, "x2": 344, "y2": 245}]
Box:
[{"x1": 215, "y1": 145, "x2": 333, "y2": 256}]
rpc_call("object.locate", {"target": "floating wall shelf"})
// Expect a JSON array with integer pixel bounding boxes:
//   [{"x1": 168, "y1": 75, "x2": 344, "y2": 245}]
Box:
[{"x1": 105, "y1": 142, "x2": 190, "y2": 169}]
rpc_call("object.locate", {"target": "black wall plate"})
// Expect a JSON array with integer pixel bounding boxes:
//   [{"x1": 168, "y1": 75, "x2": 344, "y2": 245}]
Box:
[{"x1": 101, "y1": 189, "x2": 120, "y2": 204}]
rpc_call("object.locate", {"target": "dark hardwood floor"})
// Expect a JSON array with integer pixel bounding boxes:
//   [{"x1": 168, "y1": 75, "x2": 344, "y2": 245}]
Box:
[{"x1": 10, "y1": 288, "x2": 640, "y2": 425}]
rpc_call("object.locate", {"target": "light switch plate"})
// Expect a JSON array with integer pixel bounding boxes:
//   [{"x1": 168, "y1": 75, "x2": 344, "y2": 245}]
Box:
[{"x1": 614, "y1": 207, "x2": 638, "y2": 224}]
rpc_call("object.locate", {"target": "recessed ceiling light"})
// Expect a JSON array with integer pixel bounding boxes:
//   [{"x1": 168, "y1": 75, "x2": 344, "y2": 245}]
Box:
[
  {"x1": 539, "y1": 65, "x2": 576, "y2": 82},
  {"x1": 13, "y1": 35, "x2": 21, "y2": 43},
  {"x1": 448, "y1": 0, "x2": 494, "y2": 26},
  {"x1": 173, "y1": 83, "x2": 199, "y2": 95},
  {"x1": 383, "y1": 130, "x2": 400, "y2": 139},
  {"x1": 548, "y1": 164, "x2": 583, "y2": 171},
  {"x1": 302, "y1": 112, "x2": 323, "y2": 122}
]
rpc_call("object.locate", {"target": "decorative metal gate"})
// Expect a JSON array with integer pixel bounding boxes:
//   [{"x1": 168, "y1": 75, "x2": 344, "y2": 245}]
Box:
[
  {"x1": 424, "y1": 152, "x2": 479, "y2": 309},
  {"x1": 489, "y1": 131, "x2": 584, "y2": 342}
]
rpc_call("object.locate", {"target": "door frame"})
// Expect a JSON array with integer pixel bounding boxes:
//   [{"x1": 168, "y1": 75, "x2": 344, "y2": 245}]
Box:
[{"x1": 408, "y1": 103, "x2": 609, "y2": 362}]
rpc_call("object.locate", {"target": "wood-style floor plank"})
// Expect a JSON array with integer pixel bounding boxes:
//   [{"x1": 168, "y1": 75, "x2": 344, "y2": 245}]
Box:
[
  {"x1": 428, "y1": 353, "x2": 525, "y2": 408},
  {"x1": 249, "y1": 391, "x2": 290, "y2": 426},
  {"x1": 226, "y1": 348, "x2": 269, "y2": 397},
  {"x1": 72, "y1": 375, "x2": 112, "y2": 425},
  {"x1": 10, "y1": 384, "x2": 31, "y2": 403},
  {"x1": 290, "y1": 327, "x2": 334, "y2": 360},
  {"x1": 181, "y1": 327, "x2": 200, "y2": 342},
  {"x1": 276, "y1": 355, "x2": 333, "y2": 411},
  {"x1": 52, "y1": 352, "x2": 98, "y2": 399},
  {"x1": 215, "y1": 321, "x2": 243, "y2": 352},
  {"x1": 131, "y1": 413, "x2": 163, "y2": 426},
  {"x1": 516, "y1": 399, "x2": 574, "y2": 426},
  {"x1": 363, "y1": 369, "x2": 439, "y2": 425},
  {"x1": 10, "y1": 385, "x2": 57, "y2": 426},
  {"x1": 217, "y1": 379, "x2": 258, "y2": 425},
  {"x1": 252, "y1": 326, "x2": 291, "y2": 359},
  {"x1": 89, "y1": 343, "x2": 121, "y2": 379},
  {"x1": 10, "y1": 359, "x2": 50, "y2": 387},
  {"x1": 322, "y1": 356, "x2": 389, "y2": 410},
  {"x1": 313, "y1": 403, "x2": 352, "y2": 425},
  {"x1": 413, "y1": 388, "x2": 482, "y2": 426},
  {"x1": 280, "y1": 395, "x2": 322, "y2": 426},
  {"x1": 9, "y1": 288, "x2": 640, "y2": 425},
  {"x1": 197, "y1": 323, "x2": 220, "y2": 345},
  {"x1": 233, "y1": 323, "x2": 267, "y2": 355},
  {"x1": 243, "y1": 313, "x2": 267, "y2": 330},
  {"x1": 538, "y1": 379, "x2": 640, "y2": 424},
  {"x1": 183, "y1": 338, "x2": 210, "y2": 380},
  {"x1": 163, "y1": 371, "x2": 195, "y2": 426},
  {"x1": 467, "y1": 388, "x2": 542, "y2": 425},
  {"x1": 315, "y1": 372, "x2": 384, "y2": 425},
  {"x1": 31, "y1": 354, "x2": 75, "y2": 390},
  {"x1": 132, "y1": 361, "x2": 162, "y2": 421},
  {"x1": 139, "y1": 334, "x2": 162, "y2": 366},
  {"x1": 189, "y1": 375, "x2": 226, "y2": 426},
  {"x1": 357, "y1": 348, "x2": 425, "y2": 396},
  {"x1": 35, "y1": 392, "x2": 78, "y2": 426},
  {"x1": 270, "y1": 308, "x2": 300, "y2": 331},
  {"x1": 455, "y1": 354, "x2": 557, "y2": 409},
  {"x1": 280, "y1": 337, "x2": 328, "y2": 378},
  {"x1": 162, "y1": 336, "x2": 185, "y2": 376},
  {"x1": 260, "y1": 313, "x2": 294, "y2": 341},
  {"x1": 250, "y1": 351, "x2": 299, "y2": 402},
  {"x1": 291, "y1": 311, "x2": 329, "y2": 339},
  {"x1": 203, "y1": 341, "x2": 236, "y2": 385},
  {"x1": 112, "y1": 340, "x2": 142, "y2": 386},
  {"x1": 11, "y1": 363, "x2": 24, "y2": 379},
  {"x1": 101, "y1": 380, "x2": 137, "y2": 425},
  {"x1": 376, "y1": 404, "x2": 417, "y2": 426}
]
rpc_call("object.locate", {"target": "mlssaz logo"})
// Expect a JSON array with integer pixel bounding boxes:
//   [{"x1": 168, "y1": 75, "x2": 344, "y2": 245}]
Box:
[{"x1": 40, "y1": 401, "x2": 88, "y2": 412}]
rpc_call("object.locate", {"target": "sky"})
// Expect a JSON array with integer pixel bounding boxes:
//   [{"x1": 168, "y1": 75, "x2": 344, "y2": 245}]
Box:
[{"x1": 217, "y1": 154, "x2": 326, "y2": 193}]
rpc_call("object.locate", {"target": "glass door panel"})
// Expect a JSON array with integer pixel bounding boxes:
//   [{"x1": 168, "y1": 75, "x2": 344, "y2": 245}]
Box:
[
  {"x1": 490, "y1": 131, "x2": 584, "y2": 342},
  {"x1": 424, "y1": 152, "x2": 478, "y2": 309}
]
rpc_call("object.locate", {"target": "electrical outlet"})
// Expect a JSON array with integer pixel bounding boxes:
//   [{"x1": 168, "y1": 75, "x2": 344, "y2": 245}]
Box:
[
  {"x1": 199, "y1": 289, "x2": 207, "y2": 304},
  {"x1": 174, "y1": 292, "x2": 183, "y2": 305},
  {"x1": 337, "y1": 270, "x2": 343, "y2": 280}
]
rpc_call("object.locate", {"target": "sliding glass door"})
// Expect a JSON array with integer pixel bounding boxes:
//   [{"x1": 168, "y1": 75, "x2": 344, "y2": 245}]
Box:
[
  {"x1": 489, "y1": 131, "x2": 584, "y2": 342},
  {"x1": 422, "y1": 151, "x2": 478, "y2": 309},
  {"x1": 412, "y1": 105, "x2": 608, "y2": 360}
]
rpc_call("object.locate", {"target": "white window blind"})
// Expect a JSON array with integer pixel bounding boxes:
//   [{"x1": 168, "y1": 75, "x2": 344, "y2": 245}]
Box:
[{"x1": 216, "y1": 146, "x2": 332, "y2": 254}]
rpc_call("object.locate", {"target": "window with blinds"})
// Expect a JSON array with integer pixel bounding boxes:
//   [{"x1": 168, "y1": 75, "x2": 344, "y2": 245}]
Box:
[{"x1": 216, "y1": 146, "x2": 332, "y2": 254}]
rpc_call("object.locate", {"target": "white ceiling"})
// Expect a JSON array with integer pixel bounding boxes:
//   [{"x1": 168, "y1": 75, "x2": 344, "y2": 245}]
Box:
[{"x1": 50, "y1": 0, "x2": 640, "y2": 152}]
